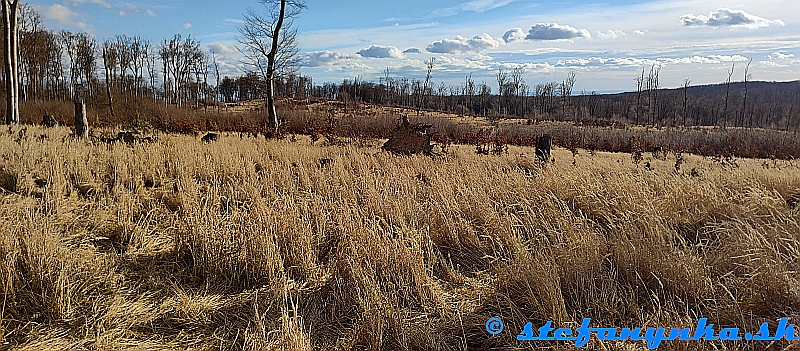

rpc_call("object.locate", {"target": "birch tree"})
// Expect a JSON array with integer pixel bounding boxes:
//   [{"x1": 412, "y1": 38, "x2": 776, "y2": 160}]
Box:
[{"x1": 3, "y1": 0, "x2": 20, "y2": 124}]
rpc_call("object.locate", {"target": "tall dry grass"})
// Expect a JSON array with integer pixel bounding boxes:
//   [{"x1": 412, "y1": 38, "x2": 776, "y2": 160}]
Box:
[{"x1": 0, "y1": 124, "x2": 799, "y2": 350}]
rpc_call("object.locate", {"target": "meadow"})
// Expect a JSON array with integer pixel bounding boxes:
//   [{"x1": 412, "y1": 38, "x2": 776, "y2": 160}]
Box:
[{"x1": 1, "y1": 122, "x2": 799, "y2": 350}]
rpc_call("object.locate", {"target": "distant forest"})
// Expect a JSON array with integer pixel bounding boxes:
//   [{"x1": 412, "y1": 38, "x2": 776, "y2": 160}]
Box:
[
  {"x1": 5, "y1": 3, "x2": 800, "y2": 131},
  {"x1": 225, "y1": 72, "x2": 800, "y2": 131}
]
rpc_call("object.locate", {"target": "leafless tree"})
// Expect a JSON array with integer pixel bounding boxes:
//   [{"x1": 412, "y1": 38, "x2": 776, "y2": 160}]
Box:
[
  {"x1": 145, "y1": 47, "x2": 158, "y2": 102},
  {"x1": 418, "y1": 57, "x2": 434, "y2": 114},
  {"x1": 495, "y1": 68, "x2": 507, "y2": 117},
  {"x1": 102, "y1": 40, "x2": 115, "y2": 116},
  {"x1": 211, "y1": 51, "x2": 221, "y2": 113},
  {"x1": 682, "y1": 78, "x2": 691, "y2": 127},
  {"x1": 560, "y1": 70, "x2": 575, "y2": 120},
  {"x1": 635, "y1": 67, "x2": 644, "y2": 125},
  {"x1": 3, "y1": 0, "x2": 20, "y2": 124},
  {"x1": 510, "y1": 67, "x2": 524, "y2": 117},
  {"x1": 159, "y1": 34, "x2": 202, "y2": 108},
  {"x1": 740, "y1": 58, "x2": 752, "y2": 127},
  {"x1": 237, "y1": 0, "x2": 306, "y2": 135},
  {"x1": 722, "y1": 63, "x2": 734, "y2": 128},
  {"x1": 646, "y1": 65, "x2": 660, "y2": 125},
  {"x1": 464, "y1": 73, "x2": 474, "y2": 116}
]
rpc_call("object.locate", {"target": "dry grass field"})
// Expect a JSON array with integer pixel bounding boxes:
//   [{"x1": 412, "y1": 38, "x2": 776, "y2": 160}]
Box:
[{"x1": 1, "y1": 124, "x2": 799, "y2": 350}]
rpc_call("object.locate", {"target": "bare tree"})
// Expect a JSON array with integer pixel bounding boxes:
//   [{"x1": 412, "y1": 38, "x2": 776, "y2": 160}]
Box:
[
  {"x1": 159, "y1": 34, "x2": 202, "y2": 108},
  {"x1": 237, "y1": 0, "x2": 306, "y2": 136},
  {"x1": 646, "y1": 65, "x2": 660, "y2": 125},
  {"x1": 682, "y1": 78, "x2": 691, "y2": 127},
  {"x1": 418, "y1": 57, "x2": 434, "y2": 114},
  {"x1": 145, "y1": 47, "x2": 158, "y2": 102},
  {"x1": 560, "y1": 70, "x2": 575, "y2": 120},
  {"x1": 210, "y1": 51, "x2": 221, "y2": 113},
  {"x1": 465, "y1": 73, "x2": 474, "y2": 116},
  {"x1": 3, "y1": 0, "x2": 20, "y2": 124},
  {"x1": 635, "y1": 67, "x2": 644, "y2": 125},
  {"x1": 722, "y1": 63, "x2": 734, "y2": 128},
  {"x1": 495, "y1": 68, "x2": 507, "y2": 118},
  {"x1": 510, "y1": 67, "x2": 524, "y2": 117},
  {"x1": 741, "y1": 58, "x2": 752, "y2": 127},
  {"x1": 101, "y1": 40, "x2": 115, "y2": 116}
]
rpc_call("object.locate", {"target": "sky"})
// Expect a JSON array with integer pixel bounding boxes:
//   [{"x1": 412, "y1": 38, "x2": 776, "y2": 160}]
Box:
[{"x1": 27, "y1": 0, "x2": 800, "y2": 93}]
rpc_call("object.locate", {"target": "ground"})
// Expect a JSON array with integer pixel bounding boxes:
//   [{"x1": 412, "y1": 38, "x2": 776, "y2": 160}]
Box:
[{"x1": 1, "y1": 125, "x2": 799, "y2": 350}]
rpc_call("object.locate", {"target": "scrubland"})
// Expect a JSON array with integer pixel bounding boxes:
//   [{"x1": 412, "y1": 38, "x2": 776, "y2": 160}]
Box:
[{"x1": 1, "y1": 124, "x2": 799, "y2": 350}]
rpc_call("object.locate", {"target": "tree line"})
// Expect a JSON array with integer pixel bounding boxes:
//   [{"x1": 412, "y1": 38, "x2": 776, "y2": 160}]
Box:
[{"x1": 1, "y1": 2, "x2": 798, "y2": 132}]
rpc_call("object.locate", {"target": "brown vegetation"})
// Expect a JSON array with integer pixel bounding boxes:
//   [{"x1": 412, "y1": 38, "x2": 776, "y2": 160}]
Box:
[{"x1": 1, "y1": 123, "x2": 799, "y2": 350}]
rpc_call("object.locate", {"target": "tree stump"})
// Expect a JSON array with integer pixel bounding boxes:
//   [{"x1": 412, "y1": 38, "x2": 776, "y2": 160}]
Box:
[
  {"x1": 381, "y1": 115, "x2": 434, "y2": 156},
  {"x1": 40, "y1": 115, "x2": 58, "y2": 127},
  {"x1": 536, "y1": 134, "x2": 552, "y2": 163},
  {"x1": 74, "y1": 100, "x2": 88, "y2": 138}
]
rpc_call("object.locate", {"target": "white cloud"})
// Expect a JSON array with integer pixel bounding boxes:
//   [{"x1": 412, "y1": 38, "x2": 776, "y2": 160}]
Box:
[
  {"x1": 357, "y1": 45, "x2": 404, "y2": 58},
  {"x1": 554, "y1": 55, "x2": 751, "y2": 68},
  {"x1": 403, "y1": 48, "x2": 421, "y2": 54},
  {"x1": 525, "y1": 23, "x2": 591, "y2": 40},
  {"x1": 762, "y1": 52, "x2": 799, "y2": 68},
  {"x1": 147, "y1": 9, "x2": 157, "y2": 17},
  {"x1": 65, "y1": 0, "x2": 111, "y2": 8},
  {"x1": 681, "y1": 8, "x2": 785, "y2": 29},
  {"x1": 428, "y1": 0, "x2": 515, "y2": 18},
  {"x1": 502, "y1": 28, "x2": 526, "y2": 43},
  {"x1": 302, "y1": 51, "x2": 357, "y2": 67},
  {"x1": 768, "y1": 52, "x2": 795, "y2": 60},
  {"x1": 33, "y1": 4, "x2": 80, "y2": 25},
  {"x1": 208, "y1": 43, "x2": 236, "y2": 55},
  {"x1": 119, "y1": 10, "x2": 125, "y2": 17},
  {"x1": 434, "y1": 55, "x2": 493, "y2": 71},
  {"x1": 426, "y1": 33, "x2": 501, "y2": 54},
  {"x1": 184, "y1": 23, "x2": 192, "y2": 29},
  {"x1": 596, "y1": 30, "x2": 626, "y2": 40},
  {"x1": 633, "y1": 30, "x2": 646, "y2": 36}
]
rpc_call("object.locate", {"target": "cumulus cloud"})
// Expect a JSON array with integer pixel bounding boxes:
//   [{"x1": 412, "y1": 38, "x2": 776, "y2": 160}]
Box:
[
  {"x1": 184, "y1": 23, "x2": 192, "y2": 29},
  {"x1": 301, "y1": 51, "x2": 358, "y2": 67},
  {"x1": 525, "y1": 23, "x2": 591, "y2": 40},
  {"x1": 208, "y1": 43, "x2": 236, "y2": 55},
  {"x1": 426, "y1": 33, "x2": 501, "y2": 54},
  {"x1": 596, "y1": 30, "x2": 626, "y2": 40},
  {"x1": 554, "y1": 55, "x2": 750, "y2": 68},
  {"x1": 33, "y1": 4, "x2": 80, "y2": 26},
  {"x1": 763, "y1": 52, "x2": 800, "y2": 67},
  {"x1": 403, "y1": 48, "x2": 421, "y2": 54},
  {"x1": 147, "y1": 9, "x2": 157, "y2": 17},
  {"x1": 681, "y1": 8, "x2": 784, "y2": 29},
  {"x1": 502, "y1": 28, "x2": 526, "y2": 43},
  {"x1": 357, "y1": 45, "x2": 404, "y2": 59},
  {"x1": 633, "y1": 30, "x2": 646, "y2": 36},
  {"x1": 768, "y1": 52, "x2": 795, "y2": 60}
]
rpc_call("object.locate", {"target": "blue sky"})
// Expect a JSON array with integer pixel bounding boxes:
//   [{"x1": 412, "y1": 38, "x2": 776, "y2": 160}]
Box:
[{"x1": 29, "y1": 0, "x2": 800, "y2": 93}]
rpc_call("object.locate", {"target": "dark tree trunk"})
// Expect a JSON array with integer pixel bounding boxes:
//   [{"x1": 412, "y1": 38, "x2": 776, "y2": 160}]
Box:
[{"x1": 74, "y1": 100, "x2": 88, "y2": 137}]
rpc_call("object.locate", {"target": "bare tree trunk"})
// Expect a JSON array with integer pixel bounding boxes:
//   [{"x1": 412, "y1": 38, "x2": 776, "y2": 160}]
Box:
[
  {"x1": 102, "y1": 47, "x2": 114, "y2": 117},
  {"x1": 265, "y1": 0, "x2": 287, "y2": 136},
  {"x1": 74, "y1": 99, "x2": 88, "y2": 137},
  {"x1": 3, "y1": 0, "x2": 19, "y2": 125}
]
